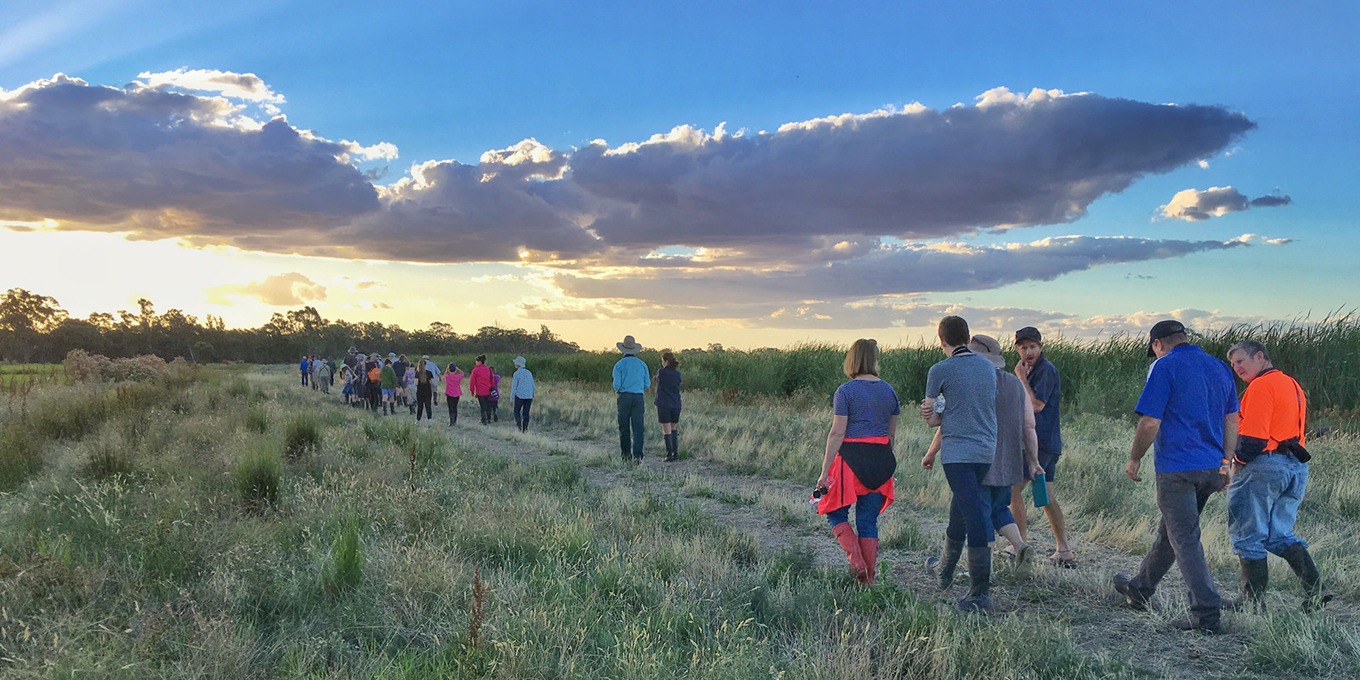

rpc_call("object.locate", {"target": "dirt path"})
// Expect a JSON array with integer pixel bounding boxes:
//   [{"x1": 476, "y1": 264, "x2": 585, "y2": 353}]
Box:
[{"x1": 432, "y1": 415, "x2": 1353, "y2": 680}]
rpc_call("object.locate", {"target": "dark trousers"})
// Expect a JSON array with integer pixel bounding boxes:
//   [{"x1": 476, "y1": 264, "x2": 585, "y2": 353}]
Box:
[
  {"x1": 514, "y1": 397, "x2": 533, "y2": 430},
  {"x1": 367, "y1": 384, "x2": 381, "y2": 410},
  {"x1": 617, "y1": 392, "x2": 645, "y2": 459},
  {"x1": 477, "y1": 395, "x2": 493, "y2": 424},
  {"x1": 943, "y1": 462, "x2": 993, "y2": 547},
  {"x1": 447, "y1": 396, "x2": 459, "y2": 424},
  {"x1": 301, "y1": 371, "x2": 308, "y2": 386},
  {"x1": 415, "y1": 387, "x2": 432, "y2": 420},
  {"x1": 1125, "y1": 468, "x2": 1224, "y2": 626}
]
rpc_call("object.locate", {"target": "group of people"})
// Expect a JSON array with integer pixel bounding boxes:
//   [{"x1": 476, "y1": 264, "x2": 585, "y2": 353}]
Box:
[
  {"x1": 299, "y1": 349, "x2": 537, "y2": 432},
  {"x1": 816, "y1": 315, "x2": 1326, "y2": 633}
]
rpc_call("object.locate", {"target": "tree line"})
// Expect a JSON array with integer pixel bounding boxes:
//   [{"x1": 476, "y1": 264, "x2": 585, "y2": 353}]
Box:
[{"x1": 0, "y1": 288, "x2": 580, "y2": 364}]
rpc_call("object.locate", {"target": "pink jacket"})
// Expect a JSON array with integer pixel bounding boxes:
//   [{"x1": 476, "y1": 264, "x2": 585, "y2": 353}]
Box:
[
  {"x1": 469, "y1": 364, "x2": 493, "y2": 397},
  {"x1": 444, "y1": 370, "x2": 464, "y2": 397}
]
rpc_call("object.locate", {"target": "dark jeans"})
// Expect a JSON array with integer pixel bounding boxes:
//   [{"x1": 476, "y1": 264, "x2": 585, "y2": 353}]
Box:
[
  {"x1": 984, "y1": 485, "x2": 1015, "y2": 532},
  {"x1": 1125, "y1": 468, "x2": 1224, "y2": 626},
  {"x1": 514, "y1": 397, "x2": 533, "y2": 430},
  {"x1": 943, "y1": 462, "x2": 992, "y2": 547},
  {"x1": 826, "y1": 492, "x2": 886, "y2": 538},
  {"x1": 446, "y1": 396, "x2": 459, "y2": 424},
  {"x1": 301, "y1": 371, "x2": 308, "y2": 386},
  {"x1": 367, "y1": 383, "x2": 381, "y2": 410},
  {"x1": 415, "y1": 396, "x2": 432, "y2": 420},
  {"x1": 477, "y1": 395, "x2": 493, "y2": 424},
  {"x1": 617, "y1": 392, "x2": 645, "y2": 459}
]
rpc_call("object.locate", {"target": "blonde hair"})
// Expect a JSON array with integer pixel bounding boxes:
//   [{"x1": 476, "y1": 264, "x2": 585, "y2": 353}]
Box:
[{"x1": 843, "y1": 339, "x2": 880, "y2": 378}]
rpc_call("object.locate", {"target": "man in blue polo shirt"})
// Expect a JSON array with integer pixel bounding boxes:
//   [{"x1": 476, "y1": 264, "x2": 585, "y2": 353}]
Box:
[
  {"x1": 1114, "y1": 320, "x2": 1239, "y2": 634},
  {"x1": 613, "y1": 335, "x2": 651, "y2": 464}
]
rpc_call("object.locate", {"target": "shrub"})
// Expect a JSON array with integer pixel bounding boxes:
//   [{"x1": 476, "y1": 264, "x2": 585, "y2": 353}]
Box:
[
  {"x1": 236, "y1": 448, "x2": 281, "y2": 513},
  {"x1": 0, "y1": 425, "x2": 43, "y2": 490},
  {"x1": 84, "y1": 437, "x2": 134, "y2": 479},
  {"x1": 322, "y1": 516, "x2": 364, "y2": 597},
  {"x1": 244, "y1": 404, "x2": 270, "y2": 433},
  {"x1": 283, "y1": 414, "x2": 321, "y2": 458},
  {"x1": 63, "y1": 349, "x2": 112, "y2": 382},
  {"x1": 106, "y1": 355, "x2": 170, "y2": 382}
]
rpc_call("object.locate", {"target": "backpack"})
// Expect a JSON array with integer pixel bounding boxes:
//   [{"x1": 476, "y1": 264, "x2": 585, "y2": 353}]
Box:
[{"x1": 368, "y1": 366, "x2": 381, "y2": 383}]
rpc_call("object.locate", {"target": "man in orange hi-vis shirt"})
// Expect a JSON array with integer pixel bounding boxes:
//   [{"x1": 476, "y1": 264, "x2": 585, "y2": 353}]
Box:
[{"x1": 1226, "y1": 340, "x2": 1330, "y2": 612}]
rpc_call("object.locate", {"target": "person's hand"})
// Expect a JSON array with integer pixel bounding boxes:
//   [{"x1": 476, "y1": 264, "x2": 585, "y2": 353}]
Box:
[
  {"x1": 816, "y1": 473, "x2": 832, "y2": 490},
  {"x1": 1125, "y1": 457, "x2": 1142, "y2": 482},
  {"x1": 1014, "y1": 361, "x2": 1032, "y2": 381},
  {"x1": 921, "y1": 450, "x2": 936, "y2": 471},
  {"x1": 1028, "y1": 461, "x2": 1044, "y2": 480},
  {"x1": 918, "y1": 400, "x2": 933, "y2": 420}
]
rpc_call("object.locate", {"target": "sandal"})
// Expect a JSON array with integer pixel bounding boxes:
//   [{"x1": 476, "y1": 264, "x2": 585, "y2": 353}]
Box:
[{"x1": 1049, "y1": 550, "x2": 1077, "y2": 568}]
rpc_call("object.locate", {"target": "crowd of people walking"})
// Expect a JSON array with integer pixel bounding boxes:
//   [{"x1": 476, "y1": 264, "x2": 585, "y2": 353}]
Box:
[
  {"x1": 300, "y1": 321, "x2": 1327, "y2": 633},
  {"x1": 299, "y1": 348, "x2": 536, "y2": 430}
]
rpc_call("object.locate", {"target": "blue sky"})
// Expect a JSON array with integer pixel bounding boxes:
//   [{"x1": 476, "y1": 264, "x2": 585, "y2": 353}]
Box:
[{"x1": 1, "y1": 2, "x2": 1356, "y2": 349}]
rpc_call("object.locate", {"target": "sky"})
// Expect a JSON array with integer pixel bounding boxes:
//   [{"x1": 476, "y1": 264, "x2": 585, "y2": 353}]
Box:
[{"x1": 0, "y1": 1, "x2": 1356, "y2": 350}]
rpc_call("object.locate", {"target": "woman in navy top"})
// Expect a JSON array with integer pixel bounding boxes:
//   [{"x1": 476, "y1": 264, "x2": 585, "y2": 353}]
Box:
[
  {"x1": 816, "y1": 339, "x2": 900, "y2": 585},
  {"x1": 654, "y1": 351, "x2": 683, "y2": 462}
]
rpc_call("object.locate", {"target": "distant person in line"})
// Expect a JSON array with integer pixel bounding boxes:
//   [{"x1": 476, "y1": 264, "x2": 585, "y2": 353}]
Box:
[
  {"x1": 422, "y1": 355, "x2": 442, "y2": 406},
  {"x1": 654, "y1": 351, "x2": 683, "y2": 462},
  {"x1": 1114, "y1": 320, "x2": 1238, "y2": 634},
  {"x1": 445, "y1": 362, "x2": 465, "y2": 426},
  {"x1": 816, "y1": 339, "x2": 899, "y2": 585},
  {"x1": 316, "y1": 358, "x2": 333, "y2": 394},
  {"x1": 365, "y1": 354, "x2": 383, "y2": 411},
  {"x1": 413, "y1": 363, "x2": 435, "y2": 423},
  {"x1": 470, "y1": 355, "x2": 494, "y2": 425},
  {"x1": 921, "y1": 315, "x2": 999, "y2": 613},
  {"x1": 1011, "y1": 326, "x2": 1076, "y2": 567},
  {"x1": 1225, "y1": 340, "x2": 1329, "y2": 612},
  {"x1": 300, "y1": 355, "x2": 310, "y2": 386},
  {"x1": 613, "y1": 335, "x2": 651, "y2": 463},
  {"x1": 511, "y1": 357, "x2": 535, "y2": 432},
  {"x1": 309, "y1": 355, "x2": 321, "y2": 390},
  {"x1": 343, "y1": 347, "x2": 358, "y2": 372},
  {"x1": 380, "y1": 358, "x2": 399, "y2": 415},
  {"x1": 393, "y1": 353, "x2": 411, "y2": 409},
  {"x1": 489, "y1": 367, "x2": 501, "y2": 422},
  {"x1": 339, "y1": 363, "x2": 354, "y2": 404}
]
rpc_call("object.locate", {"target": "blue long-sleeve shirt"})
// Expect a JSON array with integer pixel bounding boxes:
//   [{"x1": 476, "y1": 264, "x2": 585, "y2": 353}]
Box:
[
  {"x1": 613, "y1": 355, "x2": 651, "y2": 394},
  {"x1": 511, "y1": 367, "x2": 535, "y2": 399}
]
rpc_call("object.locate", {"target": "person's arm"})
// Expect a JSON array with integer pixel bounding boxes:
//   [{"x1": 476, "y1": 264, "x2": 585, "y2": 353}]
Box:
[
  {"x1": 922, "y1": 427, "x2": 941, "y2": 470},
  {"x1": 1127, "y1": 415, "x2": 1161, "y2": 481},
  {"x1": 920, "y1": 397, "x2": 941, "y2": 426},
  {"x1": 819, "y1": 415, "x2": 848, "y2": 489},
  {"x1": 1022, "y1": 389, "x2": 1041, "y2": 478},
  {"x1": 612, "y1": 362, "x2": 623, "y2": 392},
  {"x1": 1220, "y1": 412, "x2": 1239, "y2": 489},
  {"x1": 887, "y1": 413, "x2": 899, "y2": 448}
]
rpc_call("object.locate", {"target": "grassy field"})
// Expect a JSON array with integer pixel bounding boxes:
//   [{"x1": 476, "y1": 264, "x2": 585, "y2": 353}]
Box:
[{"x1": 1, "y1": 361, "x2": 1357, "y2": 678}]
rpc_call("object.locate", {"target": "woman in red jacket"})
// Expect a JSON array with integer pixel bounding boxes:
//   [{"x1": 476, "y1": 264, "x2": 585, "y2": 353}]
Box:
[{"x1": 469, "y1": 355, "x2": 494, "y2": 425}]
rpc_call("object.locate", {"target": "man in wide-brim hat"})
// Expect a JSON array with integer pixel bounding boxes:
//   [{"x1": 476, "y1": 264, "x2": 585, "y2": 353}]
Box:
[{"x1": 612, "y1": 335, "x2": 650, "y2": 463}]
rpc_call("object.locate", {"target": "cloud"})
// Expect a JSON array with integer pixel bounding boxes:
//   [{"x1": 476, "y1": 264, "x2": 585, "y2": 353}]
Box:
[
  {"x1": 547, "y1": 236, "x2": 1246, "y2": 305},
  {"x1": 0, "y1": 76, "x2": 1255, "y2": 266},
  {"x1": 206, "y1": 272, "x2": 327, "y2": 306},
  {"x1": 1159, "y1": 186, "x2": 1292, "y2": 221}
]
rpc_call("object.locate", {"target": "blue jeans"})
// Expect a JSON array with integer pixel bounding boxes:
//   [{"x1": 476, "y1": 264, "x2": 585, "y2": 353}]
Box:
[
  {"x1": 984, "y1": 485, "x2": 1015, "y2": 535},
  {"x1": 943, "y1": 462, "x2": 992, "y2": 547},
  {"x1": 617, "y1": 392, "x2": 645, "y2": 458},
  {"x1": 826, "y1": 492, "x2": 886, "y2": 539},
  {"x1": 514, "y1": 397, "x2": 533, "y2": 430},
  {"x1": 1228, "y1": 454, "x2": 1309, "y2": 560}
]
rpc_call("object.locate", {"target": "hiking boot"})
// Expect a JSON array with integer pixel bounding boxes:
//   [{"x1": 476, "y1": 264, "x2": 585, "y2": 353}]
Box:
[
  {"x1": 1113, "y1": 573, "x2": 1150, "y2": 611},
  {"x1": 1280, "y1": 542, "x2": 1332, "y2": 612},
  {"x1": 832, "y1": 523, "x2": 869, "y2": 583},
  {"x1": 956, "y1": 546, "x2": 992, "y2": 613},
  {"x1": 1230, "y1": 557, "x2": 1268, "y2": 613},
  {"x1": 926, "y1": 538, "x2": 965, "y2": 591}
]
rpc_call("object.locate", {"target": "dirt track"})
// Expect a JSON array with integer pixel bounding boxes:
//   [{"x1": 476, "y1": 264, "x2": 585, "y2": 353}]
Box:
[{"x1": 430, "y1": 414, "x2": 1354, "y2": 679}]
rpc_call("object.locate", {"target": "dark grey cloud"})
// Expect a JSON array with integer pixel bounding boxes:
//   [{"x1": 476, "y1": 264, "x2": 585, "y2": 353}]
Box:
[
  {"x1": 550, "y1": 236, "x2": 1246, "y2": 304},
  {"x1": 1159, "y1": 186, "x2": 1291, "y2": 221},
  {"x1": 0, "y1": 75, "x2": 379, "y2": 241},
  {"x1": 1, "y1": 77, "x2": 1256, "y2": 265}
]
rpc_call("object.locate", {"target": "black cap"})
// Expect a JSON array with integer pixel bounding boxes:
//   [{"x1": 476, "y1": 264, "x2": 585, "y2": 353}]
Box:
[
  {"x1": 1014, "y1": 326, "x2": 1042, "y2": 344},
  {"x1": 1146, "y1": 320, "x2": 1186, "y2": 357}
]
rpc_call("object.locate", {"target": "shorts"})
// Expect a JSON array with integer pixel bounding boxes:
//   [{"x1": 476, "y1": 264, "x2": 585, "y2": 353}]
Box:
[
  {"x1": 1038, "y1": 451, "x2": 1061, "y2": 483},
  {"x1": 382, "y1": 388, "x2": 396, "y2": 398},
  {"x1": 656, "y1": 406, "x2": 681, "y2": 423}
]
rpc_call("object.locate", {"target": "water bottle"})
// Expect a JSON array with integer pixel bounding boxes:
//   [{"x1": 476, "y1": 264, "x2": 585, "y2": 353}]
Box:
[{"x1": 1032, "y1": 472, "x2": 1049, "y2": 508}]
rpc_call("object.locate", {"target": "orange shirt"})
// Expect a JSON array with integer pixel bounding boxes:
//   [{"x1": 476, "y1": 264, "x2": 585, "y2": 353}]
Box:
[{"x1": 1238, "y1": 369, "x2": 1307, "y2": 451}]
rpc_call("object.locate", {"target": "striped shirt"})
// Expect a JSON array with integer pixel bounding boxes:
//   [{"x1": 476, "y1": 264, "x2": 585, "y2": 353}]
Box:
[{"x1": 833, "y1": 378, "x2": 901, "y2": 439}]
